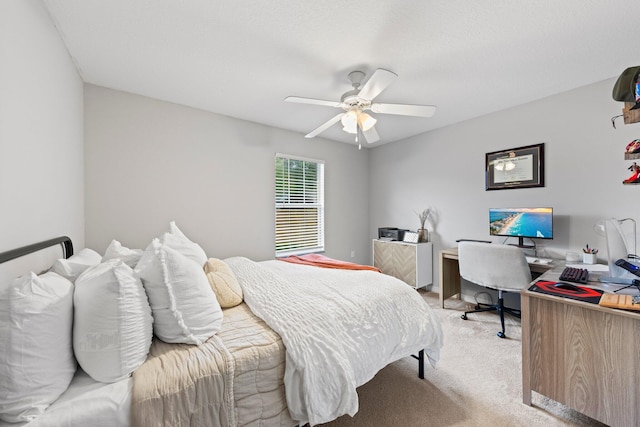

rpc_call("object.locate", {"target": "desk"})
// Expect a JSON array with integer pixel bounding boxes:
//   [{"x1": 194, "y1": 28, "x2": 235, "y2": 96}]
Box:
[
  {"x1": 521, "y1": 266, "x2": 640, "y2": 427},
  {"x1": 438, "y1": 247, "x2": 554, "y2": 308}
]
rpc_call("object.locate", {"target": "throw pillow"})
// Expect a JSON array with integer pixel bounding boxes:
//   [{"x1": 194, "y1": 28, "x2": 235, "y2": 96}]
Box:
[
  {"x1": 51, "y1": 248, "x2": 102, "y2": 282},
  {"x1": 136, "y1": 239, "x2": 222, "y2": 345},
  {"x1": 74, "y1": 259, "x2": 153, "y2": 383},
  {"x1": 101, "y1": 240, "x2": 144, "y2": 268},
  {"x1": 0, "y1": 272, "x2": 75, "y2": 423},
  {"x1": 160, "y1": 221, "x2": 207, "y2": 267},
  {"x1": 204, "y1": 258, "x2": 243, "y2": 308}
]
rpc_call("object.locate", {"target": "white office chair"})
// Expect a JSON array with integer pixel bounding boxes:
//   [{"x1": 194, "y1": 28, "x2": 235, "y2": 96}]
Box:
[{"x1": 457, "y1": 241, "x2": 532, "y2": 338}]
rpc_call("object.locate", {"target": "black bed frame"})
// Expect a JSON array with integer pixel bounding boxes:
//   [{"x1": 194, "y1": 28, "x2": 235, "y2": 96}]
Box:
[
  {"x1": 413, "y1": 350, "x2": 426, "y2": 379},
  {"x1": 0, "y1": 236, "x2": 74, "y2": 264}
]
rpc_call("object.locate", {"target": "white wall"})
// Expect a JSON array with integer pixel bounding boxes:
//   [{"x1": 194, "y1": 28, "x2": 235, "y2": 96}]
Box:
[
  {"x1": 84, "y1": 85, "x2": 371, "y2": 263},
  {"x1": 370, "y1": 78, "x2": 640, "y2": 298},
  {"x1": 0, "y1": 1, "x2": 84, "y2": 253},
  {"x1": 4, "y1": 0, "x2": 637, "y2": 290}
]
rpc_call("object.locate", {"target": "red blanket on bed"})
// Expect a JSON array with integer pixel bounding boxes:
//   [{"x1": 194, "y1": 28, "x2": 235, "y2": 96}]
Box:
[{"x1": 278, "y1": 254, "x2": 381, "y2": 272}]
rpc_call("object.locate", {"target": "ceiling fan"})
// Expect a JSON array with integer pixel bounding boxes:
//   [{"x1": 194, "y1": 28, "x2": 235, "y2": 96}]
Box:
[{"x1": 285, "y1": 68, "x2": 436, "y2": 146}]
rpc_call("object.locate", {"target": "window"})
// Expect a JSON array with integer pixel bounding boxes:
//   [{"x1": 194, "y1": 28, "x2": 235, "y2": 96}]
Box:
[{"x1": 275, "y1": 154, "x2": 324, "y2": 256}]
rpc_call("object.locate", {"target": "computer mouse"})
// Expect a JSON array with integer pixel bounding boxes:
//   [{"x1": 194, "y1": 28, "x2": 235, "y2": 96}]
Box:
[{"x1": 554, "y1": 282, "x2": 581, "y2": 292}]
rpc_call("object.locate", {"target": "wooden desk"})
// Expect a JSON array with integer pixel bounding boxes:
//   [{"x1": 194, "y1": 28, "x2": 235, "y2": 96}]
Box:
[
  {"x1": 521, "y1": 268, "x2": 640, "y2": 426},
  {"x1": 438, "y1": 247, "x2": 553, "y2": 308},
  {"x1": 439, "y1": 248, "x2": 461, "y2": 308}
]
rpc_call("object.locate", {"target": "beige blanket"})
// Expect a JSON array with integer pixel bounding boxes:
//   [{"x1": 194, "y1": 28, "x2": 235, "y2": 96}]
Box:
[{"x1": 131, "y1": 303, "x2": 295, "y2": 427}]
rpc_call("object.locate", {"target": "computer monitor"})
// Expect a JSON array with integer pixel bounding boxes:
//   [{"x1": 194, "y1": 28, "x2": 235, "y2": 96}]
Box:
[{"x1": 489, "y1": 207, "x2": 553, "y2": 248}]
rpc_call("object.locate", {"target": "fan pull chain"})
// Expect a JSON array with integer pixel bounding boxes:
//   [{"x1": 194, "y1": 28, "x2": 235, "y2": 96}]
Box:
[{"x1": 356, "y1": 126, "x2": 361, "y2": 150}]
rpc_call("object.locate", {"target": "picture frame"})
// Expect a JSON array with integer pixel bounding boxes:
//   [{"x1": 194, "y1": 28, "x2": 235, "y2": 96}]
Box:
[
  {"x1": 485, "y1": 143, "x2": 545, "y2": 190},
  {"x1": 402, "y1": 231, "x2": 419, "y2": 243}
]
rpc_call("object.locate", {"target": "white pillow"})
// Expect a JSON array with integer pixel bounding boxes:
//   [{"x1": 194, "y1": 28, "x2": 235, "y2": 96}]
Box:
[
  {"x1": 74, "y1": 260, "x2": 153, "y2": 383},
  {"x1": 161, "y1": 221, "x2": 207, "y2": 267},
  {"x1": 101, "y1": 240, "x2": 143, "y2": 268},
  {"x1": 136, "y1": 239, "x2": 222, "y2": 345},
  {"x1": 0, "y1": 272, "x2": 76, "y2": 423},
  {"x1": 51, "y1": 248, "x2": 102, "y2": 282}
]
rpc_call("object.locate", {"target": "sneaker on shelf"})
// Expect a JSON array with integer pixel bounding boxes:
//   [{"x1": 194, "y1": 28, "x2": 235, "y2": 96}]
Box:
[{"x1": 625, "y1": 139, "x2": 640, "y2": 154}]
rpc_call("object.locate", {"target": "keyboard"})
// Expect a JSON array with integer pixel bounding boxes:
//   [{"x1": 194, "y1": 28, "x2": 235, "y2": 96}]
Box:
[{"x1": 559, "y1": 266, "x2": 589, "y2": 284}]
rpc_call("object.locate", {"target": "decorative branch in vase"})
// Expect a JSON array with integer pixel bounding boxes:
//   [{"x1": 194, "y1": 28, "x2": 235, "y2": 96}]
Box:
[{"x1": 416, "y1": 208, "x2": 433, "y2": 243}]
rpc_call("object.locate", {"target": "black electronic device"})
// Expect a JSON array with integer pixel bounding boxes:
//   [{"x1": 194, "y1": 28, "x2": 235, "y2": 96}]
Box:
[
  {"x1": 558, "y1": 266, "x2": 589, "y2": 284},
  {"x1": 378, "y1": 227, "x2": 408, "y2": 241},
  {"x1": 612, "y1": 259, "x2": 640, "y2": 293},
  {"x1": 615, "y1": 258, "x2": 640, "y2": 277},
  {"x1": 554, "y1": 282, "x2": 581, "y2": 292}
]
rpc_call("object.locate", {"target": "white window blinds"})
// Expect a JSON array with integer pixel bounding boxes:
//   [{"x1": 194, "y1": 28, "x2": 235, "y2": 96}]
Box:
[{"x1": 275, "y1": 154, "x2": 325, "y2": 256}]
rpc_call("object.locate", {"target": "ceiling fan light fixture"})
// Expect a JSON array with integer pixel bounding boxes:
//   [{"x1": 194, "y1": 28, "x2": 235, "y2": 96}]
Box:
[
  {"x1": 358, "y1": 112, "x2": 377, "y2": 131},
  {"x1": 341, "y1": 110, "x2": 358, "y2": 134},
  {"x1": 342, "y1": 125, "x2": 357, "y2": 134},
  {"x1": 285, "y1": 68, "x2": 436, "y2": 143}
]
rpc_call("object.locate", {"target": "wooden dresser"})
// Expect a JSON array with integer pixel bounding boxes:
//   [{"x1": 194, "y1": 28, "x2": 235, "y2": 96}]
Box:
[{"x1": 372, "y1": 239, "x2": 432, "y2": 289}]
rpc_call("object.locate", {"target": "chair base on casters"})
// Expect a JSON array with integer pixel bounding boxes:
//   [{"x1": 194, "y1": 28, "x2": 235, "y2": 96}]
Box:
[{"x1": 460, "y1": 290, "x2": 521, "y2": 338}]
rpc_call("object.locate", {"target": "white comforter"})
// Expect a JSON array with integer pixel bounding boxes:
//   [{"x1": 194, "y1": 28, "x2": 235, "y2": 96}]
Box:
[{"x1": 225, "y1": 257, "x2": 443, "y2": 426}]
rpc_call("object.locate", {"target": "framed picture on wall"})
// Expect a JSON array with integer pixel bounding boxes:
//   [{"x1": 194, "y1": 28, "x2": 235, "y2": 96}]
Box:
[{"x1": 485, "y1": 143, "x2": 545, "y2": 190}]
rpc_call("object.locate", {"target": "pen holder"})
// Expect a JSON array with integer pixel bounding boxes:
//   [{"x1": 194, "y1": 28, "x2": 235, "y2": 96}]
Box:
[{"x1": 583, "y1": 253, "x2": 597, "y2": 264}]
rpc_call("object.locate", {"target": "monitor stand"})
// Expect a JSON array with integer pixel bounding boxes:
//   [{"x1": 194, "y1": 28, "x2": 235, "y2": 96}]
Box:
[{"x1": 508, "y1": 237, "x2": 535, "y2": 249}]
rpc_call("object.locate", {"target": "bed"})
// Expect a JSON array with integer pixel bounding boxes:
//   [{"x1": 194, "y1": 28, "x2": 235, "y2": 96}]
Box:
[{"x1": 0, "y1": 232, "x2": 443, "y2": 427}]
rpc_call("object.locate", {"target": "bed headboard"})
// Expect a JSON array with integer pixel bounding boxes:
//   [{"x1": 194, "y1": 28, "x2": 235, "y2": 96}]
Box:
[{"x1": 0, "y1": 236, "x2": 74, "y2": 264}]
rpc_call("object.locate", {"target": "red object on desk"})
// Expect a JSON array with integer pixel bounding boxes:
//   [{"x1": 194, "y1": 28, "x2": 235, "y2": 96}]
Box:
[{"x1": 528, "y1": 280, "x2": 603, "y2": 304}]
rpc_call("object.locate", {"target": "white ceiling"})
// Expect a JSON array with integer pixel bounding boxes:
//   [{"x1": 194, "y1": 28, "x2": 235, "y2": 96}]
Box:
[{"x1": 43, "y1": 0, "x2": 640, "y2": 147}]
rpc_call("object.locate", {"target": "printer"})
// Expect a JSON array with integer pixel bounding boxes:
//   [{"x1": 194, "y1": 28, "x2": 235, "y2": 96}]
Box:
[{"x1": 378, "y1": 227, "x2": 408, "y2": 241}]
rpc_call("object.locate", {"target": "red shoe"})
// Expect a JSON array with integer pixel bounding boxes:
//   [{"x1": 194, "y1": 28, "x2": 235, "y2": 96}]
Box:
[
  {"x1": 626, "y1": 139, "x2": 640, "y2": 153},
  {"x1": 624, "y1": 171, "x2": 640, "y2": 183}
]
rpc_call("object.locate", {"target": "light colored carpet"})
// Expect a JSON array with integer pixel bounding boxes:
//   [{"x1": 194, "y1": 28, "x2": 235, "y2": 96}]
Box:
[{"x1": 319, "y1": 291, "x2": 606, "y2": 427}]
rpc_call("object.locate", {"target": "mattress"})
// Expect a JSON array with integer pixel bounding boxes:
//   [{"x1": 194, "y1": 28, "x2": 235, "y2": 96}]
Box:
[
  {"x1": 0, "y1": 369, "x2": 132, "y2": 427},
  {"x1": 2, "y1": 303, "x2": 293, "y2": 427},
  {"x1": 131, "y1": 302, "x2": 295, "y2": 427},
  {"x1": 232, "y1": 257, "x2": 444, "y2": 426},
  {"x1": 218, "y1": 303, "x2": 294, "y2": 426}
]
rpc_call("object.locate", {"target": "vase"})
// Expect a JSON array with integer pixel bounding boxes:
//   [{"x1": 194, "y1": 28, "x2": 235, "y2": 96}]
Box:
[{"x1": 418, "y1": 228, "x2": 428, "y2": 243}]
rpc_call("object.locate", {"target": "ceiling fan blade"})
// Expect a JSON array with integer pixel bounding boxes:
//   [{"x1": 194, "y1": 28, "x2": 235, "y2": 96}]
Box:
[
  {"x1": 357, "y1": 69, "x2": 397, "y2": 101},
  {"x1": 362, "y1": 125, "x2": 380, "y2": 144},
  {"x1": 285, "y1": 96, "x2": 342, "y2": 108},
  {"x1": 305, "y1": 113, "x2": 345, "y2": 138},
  {"x1": 370, "y1": 103, "x2": 437, "y2": 117}
]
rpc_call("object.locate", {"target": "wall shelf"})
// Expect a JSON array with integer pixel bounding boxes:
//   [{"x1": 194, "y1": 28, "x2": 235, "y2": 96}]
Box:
[{"x1": 623, "y1": 102, "x2": 640, "y2": 125}]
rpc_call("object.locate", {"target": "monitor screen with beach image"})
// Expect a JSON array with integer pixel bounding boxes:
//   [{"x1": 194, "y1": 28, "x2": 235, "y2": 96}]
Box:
[{"x1": 489, "y1": 207, "x2": 553, "y2": 247}]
